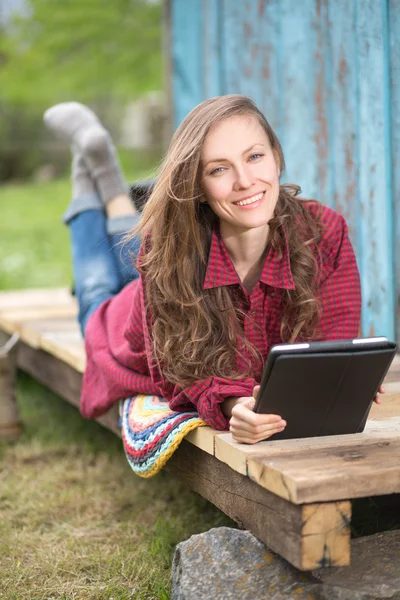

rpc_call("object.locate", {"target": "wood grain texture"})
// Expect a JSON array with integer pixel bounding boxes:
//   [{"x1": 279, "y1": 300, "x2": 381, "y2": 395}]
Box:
[
  {"x1": 40, "y1": 331, "x2": 85, "y2": 373},
  {"x1": 248, "y1": 439, "x2": 400, "y2": 504},
  {"x1": 0, "y1": 288, "x2": 73, "y2": 310},
  {"x1": 19, "y1": 318, "x2": 80, "y2": 349},
  {"x1": 301, "y1": 501, "x2": 350, "y2": 569},
  {"x1": 215, "y1": 414, "x2": 400, "y2": 478},
  {"x1": 185, "y1": 426, "x2": 218, "y2": 455},
  {"x1": 390, "y1": 0, "x2": 400, "y2": 342},
  {"x1": 0, "y1": 330, "x2": 119, "y2": 436},
  {"x1": 166, "y1": 439, "x2": 350, "y2": 570},
  {"x1": 356, "y1": 0, "x2": 394, "y2": 338},
  {"x1": 0, "y1": 306, "x2": 78, "y2": 334}
]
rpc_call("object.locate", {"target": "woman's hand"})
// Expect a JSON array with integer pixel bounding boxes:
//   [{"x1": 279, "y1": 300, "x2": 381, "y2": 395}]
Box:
[
  {"x1": 374, "y1": 384, "x2": 385, "y2": 404},
  {"x1": 227, "y1": 385, "x2": 286, "y2": 444}
]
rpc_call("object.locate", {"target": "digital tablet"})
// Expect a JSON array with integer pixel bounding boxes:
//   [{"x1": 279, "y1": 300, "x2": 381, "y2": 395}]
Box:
[{"x1": 254, "y1": 337, "x2": 397, "y2": 440}]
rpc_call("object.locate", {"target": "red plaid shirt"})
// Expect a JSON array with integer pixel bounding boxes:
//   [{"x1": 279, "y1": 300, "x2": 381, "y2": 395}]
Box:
[{"x1": 81, "y1": 203, "x2": 361, "y2": 429}]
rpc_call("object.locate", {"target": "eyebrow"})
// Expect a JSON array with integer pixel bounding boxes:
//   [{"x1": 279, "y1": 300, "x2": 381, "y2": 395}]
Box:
[{"x1": 202, "y1": 143, "x2": 265, "y2": 168}]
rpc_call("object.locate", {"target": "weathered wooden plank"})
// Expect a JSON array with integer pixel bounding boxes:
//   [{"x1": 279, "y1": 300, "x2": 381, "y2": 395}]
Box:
[
  {"x1": 0, "y1": 330, "x2": 120, "y2": 437},
  {"x1": 0, "y1": 305, "x2": 78, "y2": 335},
  {"x1": 248, "y1": 439, "x2": 400, "y2": 504},
  {"x1": 40, "y1": 331, "x2": 85, "y2": 373},
  {"x1": 220, "y1": 0, "x2": 264, "y2": 104},
  {"x1": 278, "y1": 0, "x2": 321, "y2": 198},
  {"x1": 311, "y1": 0, "x2": 332, "y2": 207},
  {"x1": 369, "y1": 392, "x2": 400, "y2": 419},
  {"x1": 0, "y1": 288, "x2": 73, "y2": 310},
  {"x1": 356, "y1": 0, "x2": 394, "y2": 339},
  {"x1": 170, "y1": 0, "x2": 203, "y2": 127},
  {"x1": 328, "y1": 0, "x2": 358, "y2": 233},
  {"x1": 19, "y1": 317, "x2": 80, "y2": 349},
  {"x1": 202, "y1": 0, "x2": 222, "y2": 98},
  {"x1": 215, "y1": 416, "x2": 400, "y2": 477},
  {"x1": 165, "y1": 439, "x2": 351, "y2": 570},
  {"x1": 185, "y1": 426, "x2": 219, "y2": 455},
  {"x1": 259, "y1": 0, "x2": 282, "y2": 140},
  {"x1": 390, "y1": 0, "x2": 400, "y2": 343}
]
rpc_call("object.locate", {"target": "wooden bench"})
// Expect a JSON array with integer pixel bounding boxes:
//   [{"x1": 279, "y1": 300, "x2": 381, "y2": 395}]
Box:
[{"x1": 1, "y1": 288, "x2": 399, "y2": 571}]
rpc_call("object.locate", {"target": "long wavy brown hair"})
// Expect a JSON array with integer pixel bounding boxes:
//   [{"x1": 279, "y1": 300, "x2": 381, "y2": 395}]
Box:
[{"x1": 128, "y1": 95, "x2": 323, "y2": 387}]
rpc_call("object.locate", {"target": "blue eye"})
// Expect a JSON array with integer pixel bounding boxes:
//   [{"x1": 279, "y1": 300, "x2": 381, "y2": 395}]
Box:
[
  {"x1": 249, "y1": 153, "x2": 264, "y2": 161},
  {"x1": 209, "y1": 166, "x2": 225, "y2": 176}
]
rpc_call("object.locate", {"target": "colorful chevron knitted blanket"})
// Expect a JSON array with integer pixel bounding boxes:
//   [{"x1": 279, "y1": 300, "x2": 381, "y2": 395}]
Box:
[{"x1": 121, "y1": 394, "x2": 206, "y2": 478}]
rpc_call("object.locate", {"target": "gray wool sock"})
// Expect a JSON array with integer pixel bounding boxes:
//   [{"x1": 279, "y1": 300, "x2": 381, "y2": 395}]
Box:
[
  {"x1": 78, "y1": 126, "x2": 128, "y2": 204},
  {"x1": 63, "y1": 153, "x2": 103, "y2": 224},
  {"x1": 44, "y1": 101, "x2": 128, "y2": 205},
  {"x1": 43, "y1": 102, "x2": 100, "y2": 144},
  {"x1": 71, "y1": 151, "x2": 97, "y2": 199}
]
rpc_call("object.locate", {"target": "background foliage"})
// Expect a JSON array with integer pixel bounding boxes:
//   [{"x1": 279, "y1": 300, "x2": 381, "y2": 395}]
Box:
[
  {"x1": 0, "y1": 0, "x2": 162, "y2": 105},
  {"x1": 0, "y1": 0, "x2": 163, "y2": 181}
]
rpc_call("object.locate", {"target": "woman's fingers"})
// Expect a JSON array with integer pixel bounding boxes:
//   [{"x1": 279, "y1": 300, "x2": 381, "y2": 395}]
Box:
[
  {"x1": 231, "y1": 426, "x2": 285, "y2": 444},
  {"x1": 230, "y1": 401, "x2": 286, "y2": 442},
  {"x1": 230, "y1": 416, "x2": 286, "y2": 435},
  {"x1": 374, "y1": 384, "x2": 386, "y2": 404},
  {"x1": 230, "y1": 419, "x2": 286, "y2": 436},
  {"x1": 231, "y1": 400, "x2": 282, "y2": 426},
  {"x1": 228, "y1": 392, "x2": 287, "y2": 444}
]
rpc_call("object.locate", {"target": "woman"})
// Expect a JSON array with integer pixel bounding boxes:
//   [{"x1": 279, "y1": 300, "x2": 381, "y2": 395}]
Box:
[{"x1": 44, "y1": 94, "x2": 366, "y2": 445}]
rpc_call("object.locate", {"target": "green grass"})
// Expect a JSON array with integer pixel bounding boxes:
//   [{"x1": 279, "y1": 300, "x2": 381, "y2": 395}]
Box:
[
  {"x1": 0, "y1": 149, "x2": 159, "y2": 289},
  {"x1": 0, "y1": 158, "x2": 233, "y2": 600}
]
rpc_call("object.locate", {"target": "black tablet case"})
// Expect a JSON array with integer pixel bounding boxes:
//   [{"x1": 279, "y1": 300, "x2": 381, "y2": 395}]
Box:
[{"x1": 255, "y1": 345, "x2": 396, "y2": 440}]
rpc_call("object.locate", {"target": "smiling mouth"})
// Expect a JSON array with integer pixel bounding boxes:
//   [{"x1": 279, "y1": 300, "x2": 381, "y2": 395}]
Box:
[{"x1": 233, "y1": 191, "x2": 265, "y2": 207}]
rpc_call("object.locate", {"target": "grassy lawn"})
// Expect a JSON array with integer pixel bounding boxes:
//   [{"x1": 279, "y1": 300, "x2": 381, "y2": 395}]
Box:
[{"x1": 0, "y1": 155, "x2": 233, "y2": 600}]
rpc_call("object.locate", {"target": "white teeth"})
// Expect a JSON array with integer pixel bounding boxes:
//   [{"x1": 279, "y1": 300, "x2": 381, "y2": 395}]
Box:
[{"x1": 234, "y1": 192, "x2": 263, "y2": 206}]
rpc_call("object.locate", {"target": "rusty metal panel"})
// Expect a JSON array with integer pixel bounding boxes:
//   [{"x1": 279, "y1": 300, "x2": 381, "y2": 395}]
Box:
[{"x1": 169, "y1": 0, "x2": 397, "y2": 340}]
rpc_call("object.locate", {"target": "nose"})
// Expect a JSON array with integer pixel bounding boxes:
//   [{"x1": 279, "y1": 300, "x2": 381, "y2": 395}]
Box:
[{"x1": 233, "y1": 165, "x2": 254, "y2": 191}]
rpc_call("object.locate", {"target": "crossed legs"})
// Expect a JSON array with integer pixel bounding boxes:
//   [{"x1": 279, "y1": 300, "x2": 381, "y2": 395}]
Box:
[{"x1": 44, "y1": 103, "x2": 142, "y2": 334}]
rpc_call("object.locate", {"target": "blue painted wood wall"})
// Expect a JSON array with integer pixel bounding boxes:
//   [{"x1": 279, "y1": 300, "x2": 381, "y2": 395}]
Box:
[{"x1": 169, "y1": 0, "x2": 399, "y2": 341}]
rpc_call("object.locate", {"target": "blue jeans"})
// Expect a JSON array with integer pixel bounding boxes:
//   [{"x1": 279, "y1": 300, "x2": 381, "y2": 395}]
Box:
[{"x1": 68, "y1": 209, "x2": 141, "y2": 334}]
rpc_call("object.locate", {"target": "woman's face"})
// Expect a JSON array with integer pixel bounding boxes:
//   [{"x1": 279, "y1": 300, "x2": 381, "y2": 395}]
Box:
[{"x1": 201, "y1": 115, "x2": 280, "y2": 235}]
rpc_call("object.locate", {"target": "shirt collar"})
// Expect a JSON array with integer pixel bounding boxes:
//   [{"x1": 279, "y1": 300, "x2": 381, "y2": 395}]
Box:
[{"x1": 202, "y1": 222, "x2": 295, "y2": 291}]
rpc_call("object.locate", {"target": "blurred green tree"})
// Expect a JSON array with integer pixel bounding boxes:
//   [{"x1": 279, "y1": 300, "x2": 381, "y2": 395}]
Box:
[
  {"x1": 0, "y1": 0, "x2": 163, "y2": 181},
  {"x1": 0, "y1": 0, "x2": 162, "y2": 106}
]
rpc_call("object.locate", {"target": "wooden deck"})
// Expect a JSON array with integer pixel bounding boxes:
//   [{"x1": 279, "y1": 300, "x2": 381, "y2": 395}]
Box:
[{"x1": 1, "y1": 288, "x2": 400, "y2": 571}]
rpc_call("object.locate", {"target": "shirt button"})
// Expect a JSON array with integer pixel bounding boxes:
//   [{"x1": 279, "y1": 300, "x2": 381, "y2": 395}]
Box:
[{"x1": 251, "y1": 310, "x2": 256, "y2": 316}]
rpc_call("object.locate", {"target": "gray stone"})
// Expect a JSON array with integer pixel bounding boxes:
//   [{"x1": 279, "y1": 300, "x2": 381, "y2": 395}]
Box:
[
  {"x1": 172, "y1": 527, "x2": 400, "y2": 600},
  {"x1": 171, "y1": 527, "x2": 318, "y2": 600},
  {"x1": 313, "y1": 530, "x2": 400, "y2": 600}
]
